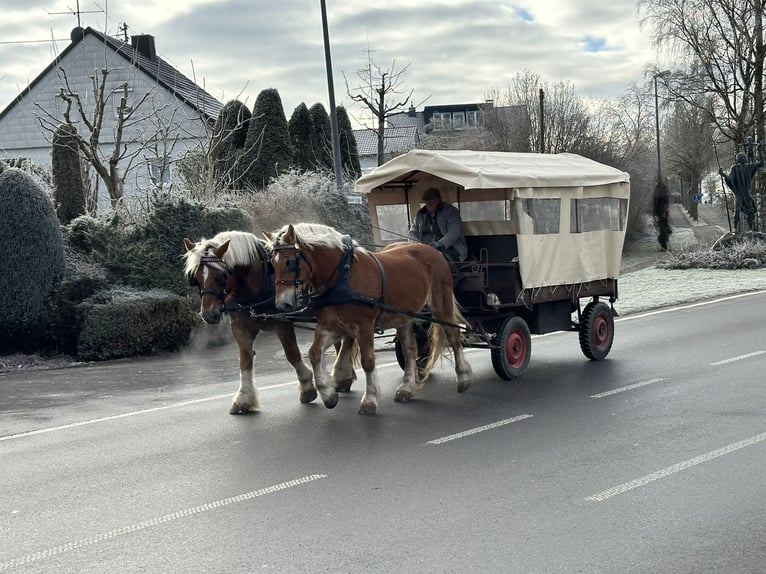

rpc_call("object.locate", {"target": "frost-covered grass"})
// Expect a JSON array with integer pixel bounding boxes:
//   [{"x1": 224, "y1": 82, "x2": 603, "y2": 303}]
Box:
[{"x1": 618, "y1": 230, "x2": 766, "y2": 316}]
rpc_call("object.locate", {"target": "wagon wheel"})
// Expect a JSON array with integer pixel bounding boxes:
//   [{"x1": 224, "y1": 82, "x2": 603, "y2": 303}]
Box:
[
  {"x1": 490, "y1": 315, "x2": 531, "y2": 380},
  {"x1": 394, "y1": 323, "x2": 430, "y2": 375},
  {"x1": 579, "y1": 301, "x2": 614, "y2": 361}
]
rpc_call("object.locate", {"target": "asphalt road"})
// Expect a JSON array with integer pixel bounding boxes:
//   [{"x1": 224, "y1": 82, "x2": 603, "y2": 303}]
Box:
[{"x1": 2, "y1": 293, "x2": 766, "y2": 573}]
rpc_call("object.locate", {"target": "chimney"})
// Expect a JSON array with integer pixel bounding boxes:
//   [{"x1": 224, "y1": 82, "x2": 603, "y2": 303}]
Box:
[
  {"x1": 408, "y1": 104, "x2": 417, "y2": 118},
  {"x1": 131, "y1": 34, "x2": 157, "y2": 60}
]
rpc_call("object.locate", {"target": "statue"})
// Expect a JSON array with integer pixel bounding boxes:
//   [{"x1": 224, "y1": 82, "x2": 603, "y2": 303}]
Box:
[{"x1": 719, "y1": 142, "x2": 764, "y2": 232}]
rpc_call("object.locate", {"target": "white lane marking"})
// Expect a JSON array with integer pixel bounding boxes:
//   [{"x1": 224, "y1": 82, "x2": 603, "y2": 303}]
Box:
[
  {"x1": 427, "y1": 415, "x2": 534, "y2": 445},
  {"x1": 0, "y1": 380, "x2": 297, "y2": 443},
  {"x1": 0, "y1": 474, "x2": 327, "y2": 572},
  {"x1": 590, "y1": 378, "x2": 666, "y2": 398},
  {"x1": 710, "y1": 350, "x2": 766, "y2": 366},
  {"x1": 616, "y1": 290, "x2": 766, "y2": 322},
  {"x1": 585, "y1": 432, "x2": 766, "y2": 502}
]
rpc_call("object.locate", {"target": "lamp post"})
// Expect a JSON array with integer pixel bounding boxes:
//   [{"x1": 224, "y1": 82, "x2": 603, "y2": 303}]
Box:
[{"x1": 654, "y1": 70, "x2": 671, "y2": 186}]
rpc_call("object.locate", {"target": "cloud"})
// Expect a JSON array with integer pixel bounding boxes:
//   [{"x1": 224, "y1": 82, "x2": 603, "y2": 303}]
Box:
[{"x1": 0, "y1": 0, "x2": 657, "y2": 126}]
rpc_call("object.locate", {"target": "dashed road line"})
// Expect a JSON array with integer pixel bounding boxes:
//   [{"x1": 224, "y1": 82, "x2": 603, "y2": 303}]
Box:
[
  {"x1": 585, "y1": 432, "x2": 766, "y2": 502},
  {"x1": 710, "y1": 350, "x2": 766, "y2": 366},
  {"x1": 0, "y1": 474, "x2": 328, "y2": 572},
  {"x1": 590, "y1": 378, "x2": 666, "y2": 398},
  {"x1": 427, "y1": 414, "x2": 533, "y2": 445}
]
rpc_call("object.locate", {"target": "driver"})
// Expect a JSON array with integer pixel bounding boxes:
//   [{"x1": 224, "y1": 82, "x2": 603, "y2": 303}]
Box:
[{"x1": 408, "y1": 187, "x2": 467, "y2": 262}]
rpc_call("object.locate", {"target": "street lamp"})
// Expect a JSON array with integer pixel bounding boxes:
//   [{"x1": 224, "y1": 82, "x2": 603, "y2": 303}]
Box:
[{"x1": 654, "y1": 70, "x2": 671, "y2": 186}]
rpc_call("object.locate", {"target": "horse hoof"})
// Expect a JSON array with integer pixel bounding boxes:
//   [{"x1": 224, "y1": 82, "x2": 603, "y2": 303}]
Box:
[
  {"x1": 457, "y1": 379, "x2": 471, "y2": 393},
  {"x1": 229, "y1": 403, "x2": 257, "y2": 415},
  {"x1": 323, "y1": 393, "x2": 339, "y2": 409},
  {"x1": 336, "y1": 380, "x2": 353, "y2": 393},
  {"x1": 359, "y1": 403, "x2": 377, "y2": 415},
  {"x1": 300, "y1": 388, "x2": 318, "y2": 404},
  {"x1": 394, "y1": 389, "x2": 413, "y2": 403}
]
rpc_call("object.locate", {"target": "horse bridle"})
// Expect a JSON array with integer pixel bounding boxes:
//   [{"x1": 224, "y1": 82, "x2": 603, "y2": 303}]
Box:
[
  {"x1": 189, "y1": 254, "x2": 231, "y2": 302},
  {"x1": 271, "y1": 240, "x2": 314, "y2": 307}
]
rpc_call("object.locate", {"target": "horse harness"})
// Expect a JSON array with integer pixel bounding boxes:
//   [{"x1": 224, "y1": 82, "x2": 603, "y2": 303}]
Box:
[
  {"x1": 273, "y1": 235, "x2": 388, "y2": 312},
  {"x1": 190, "y1": 241, "x2": 276, "y2": 313}
]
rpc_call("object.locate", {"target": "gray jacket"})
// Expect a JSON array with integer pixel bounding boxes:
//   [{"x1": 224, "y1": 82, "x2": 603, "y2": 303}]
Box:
[{"x1": 408, "y1": 201, "x2": 468, "y2": 261}]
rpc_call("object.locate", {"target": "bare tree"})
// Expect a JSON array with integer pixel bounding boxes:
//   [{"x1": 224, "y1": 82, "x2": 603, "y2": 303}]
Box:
[
  {"x1": 344, "y1": 58, "x2": 414, "y2": 166},
  {"x1": 640, "y1": 0, "x2": 764, "y2": 144},
  {"x1": 34, "y1": 67, "x2": 151, "y2": 209},
  {"x1": 489, "y1": 71, "x2": 592, "y2": 154}
]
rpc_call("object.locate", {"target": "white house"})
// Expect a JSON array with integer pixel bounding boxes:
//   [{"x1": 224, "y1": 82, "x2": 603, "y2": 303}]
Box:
[{"x1": 0, "y1": 26, "x2": 223, "y2": 213}]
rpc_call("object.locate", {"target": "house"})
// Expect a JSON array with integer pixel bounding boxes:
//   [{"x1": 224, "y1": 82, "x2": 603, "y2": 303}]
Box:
[
  {"x1": 353, "y1": 101, "x2": 530, "y2": 172},
  {"x1": 0, "y1": 26, "x2": 223, "y2": 213}
]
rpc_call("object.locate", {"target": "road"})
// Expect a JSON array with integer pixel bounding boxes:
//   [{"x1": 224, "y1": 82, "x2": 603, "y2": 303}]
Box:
[{"x1": 2, "y1": 293, "x2": 766, "y2": 573}]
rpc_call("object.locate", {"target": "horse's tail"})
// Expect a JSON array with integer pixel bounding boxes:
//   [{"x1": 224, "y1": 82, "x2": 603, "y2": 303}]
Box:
[{"x1": 422, "y1": 296, "x2": 465, "y2": 377}]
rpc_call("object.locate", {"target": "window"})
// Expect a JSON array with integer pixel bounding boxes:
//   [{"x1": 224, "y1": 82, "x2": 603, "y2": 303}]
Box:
[
  {"x1": 431, "y1": 112, "x2": 451, "y2": 131},
  {"x1": 515, "y1": 198, "x2": 560, "y2": 234},
  {"x1": 459, "y1": 200, "x2": 508, "y2": 221},
  {"x1": 375, "y1": 204, "x2": 410, "y2": 241},
  {"x1": 112, "y1": 86, "x2": 134, "y2": 118},
  {"x1": 452, "y1": 112, "x2": 466, "y2": 130},
  {"x1": 148, "y1": 158, "x2": 172, "y2": 187},
  {"x1": 467, "y1": 110, "x2": 483, "y2": 128},
  {"x1": 570, "y1": 198, "x2": 627, "y2": 232}
]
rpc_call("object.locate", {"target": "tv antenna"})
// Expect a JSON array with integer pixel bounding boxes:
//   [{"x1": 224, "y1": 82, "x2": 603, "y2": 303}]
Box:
[{"x1": 47, "y1": 0, "x2": 103, "y2": 29}]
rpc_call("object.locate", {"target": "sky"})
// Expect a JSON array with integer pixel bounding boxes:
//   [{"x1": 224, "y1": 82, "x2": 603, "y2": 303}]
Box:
[{"x1": 0, "y1": 0, "x2": 663, "y2": 128}]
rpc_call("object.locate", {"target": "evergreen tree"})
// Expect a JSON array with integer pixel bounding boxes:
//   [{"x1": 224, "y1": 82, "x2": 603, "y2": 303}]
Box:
[
  {"x1": 210, "y1": 100, "x2": 251, "y2": 187},
  {"x1": 0, "y1": 169, "x2": 65, "y2": 351},
  {"x1": 289, "y1": 103, "x2": 314, "y2": 172},
  {"x1": 336, "y1": 106, "x2": 361, "y2": 179},
  {"x1": 308, "y1": 102, "x2": 333, "y2": 171},
  {"x1": 52, "y1": 123, "x2": 86, "y2": 224},
  {"x1": 242, "y1": 88, "x2": 294, "y2": 190}
]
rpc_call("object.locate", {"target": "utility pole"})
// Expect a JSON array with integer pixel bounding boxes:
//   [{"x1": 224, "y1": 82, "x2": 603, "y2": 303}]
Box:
[{"x1": 320, "y1": 0, "x2": 344, "y2": 195}]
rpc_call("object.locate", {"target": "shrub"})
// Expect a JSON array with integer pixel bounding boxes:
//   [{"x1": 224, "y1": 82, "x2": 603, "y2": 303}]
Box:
[
  {"x1": 65, "y1": 198, "x2": 252, "y2": 294},
  {"x1": 52, "y1": 123, "x2": 86, "y2": 224},
  {"x1": 242, "y1": 88, "x2": 294, "y2": 189},
  {"x1": 0, "y1": 169, "x2": 65, "y2": 352},
  {"x1": 45, "y1": 238, "x2": 110, "y2": 355},
  {"x1": 656, "y1": 233, "x2": 766, "y2": 269},
  {"x1": 75, "y1": 287, "x2": 198, "y2": 361},
  {"x1": 241, "y1": 169, "x2": 373, "y2": 246}
]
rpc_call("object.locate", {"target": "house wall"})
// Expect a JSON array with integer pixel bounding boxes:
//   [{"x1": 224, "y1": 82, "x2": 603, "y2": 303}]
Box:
[{"x1": 0, "y1": 34, "x2": 212, "y2": 213}]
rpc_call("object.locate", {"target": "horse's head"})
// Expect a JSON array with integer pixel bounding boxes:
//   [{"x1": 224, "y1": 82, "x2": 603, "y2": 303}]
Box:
[
  {"x1": 269, "y1": 224, "x2": 313, "y2": 311},
  {"x1": 269, "y1": 222, "x2": 354, "y2": 312},
  {"x1": 183, "y1": 237, "x2": 233, "y2": 325}
]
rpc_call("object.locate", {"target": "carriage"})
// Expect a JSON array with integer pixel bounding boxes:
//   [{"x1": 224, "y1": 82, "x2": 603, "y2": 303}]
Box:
[
  {"x1": 355, "y1": 149, "x2": 630, "y2": 380},
  {"x1": 185, "y1": 149, "x2": 629, "y2": 415}
]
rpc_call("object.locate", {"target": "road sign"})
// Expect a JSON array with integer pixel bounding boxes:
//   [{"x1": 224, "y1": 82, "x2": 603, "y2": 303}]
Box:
[{"x1": 692, "y1": 194, "x2": 702, "y2": 203}]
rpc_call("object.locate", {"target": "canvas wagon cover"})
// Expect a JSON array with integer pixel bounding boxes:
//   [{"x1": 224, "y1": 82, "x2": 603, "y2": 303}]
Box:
[
  {"x1": 356, "y1": 149, "x2": 631, "y2": 290},
  {"x1": 355, "y1": 149, "x2": 630, "y2": 194}
]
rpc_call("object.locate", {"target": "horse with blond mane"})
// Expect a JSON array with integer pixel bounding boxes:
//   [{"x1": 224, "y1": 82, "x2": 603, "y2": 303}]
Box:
[
  {"x1": 183, "y1": 230, "x2": 357, "y2": 414},
  {"x1": 269, "y1": 222, "x2": 472, "y2": 415}
]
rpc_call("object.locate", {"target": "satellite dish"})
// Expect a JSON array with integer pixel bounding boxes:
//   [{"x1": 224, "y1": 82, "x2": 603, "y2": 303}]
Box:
[{"x1": 70, "y1": 27, "x2": 85, "y2": 43}]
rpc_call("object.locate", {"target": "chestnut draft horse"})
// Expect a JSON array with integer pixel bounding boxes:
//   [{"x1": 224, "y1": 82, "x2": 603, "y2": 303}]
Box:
[
  {"x1": 183, "y1": 230, "x2": 357, "y2": 414},
  {"x1": 269, "y1": 223, "x2": 473, "y2": 415}
]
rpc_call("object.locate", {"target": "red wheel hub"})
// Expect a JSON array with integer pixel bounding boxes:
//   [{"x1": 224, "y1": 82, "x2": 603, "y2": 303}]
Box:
[{"x1": 506, "y1": 330, "x2": 527, "y2": 368}]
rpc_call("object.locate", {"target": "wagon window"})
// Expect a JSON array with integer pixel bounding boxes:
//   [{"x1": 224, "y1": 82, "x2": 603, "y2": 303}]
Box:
[
  {"x1": 516, "y1": 198, "x2": 560, "y2": 234},
  {"x1": 571, "y1": 198, "x2": 627, "y2": 232},
  {"x1": 458, "y1": 200, "x2": 508, "y2": 221},
  {"x1": 375, "y1": 204, "x2": 410, "y2": 241}
]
